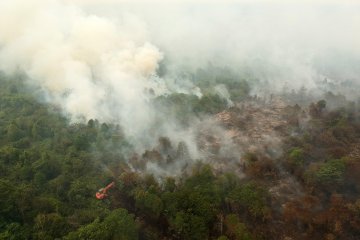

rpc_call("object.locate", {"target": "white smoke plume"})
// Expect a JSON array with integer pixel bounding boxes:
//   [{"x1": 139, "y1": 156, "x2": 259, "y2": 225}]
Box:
[
  {"x1": 2, "y1": 0, "x2": 359, "y2": 121},
  {"x1": 0, "y1": 0, "x2": 165, "y2": 140}
]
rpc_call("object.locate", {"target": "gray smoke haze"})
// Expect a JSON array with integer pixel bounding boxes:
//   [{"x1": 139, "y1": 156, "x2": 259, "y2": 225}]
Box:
[
  {"x1": 0, "y1": 0, "x2": 206, "y2": 168},
  {"x1": 1, "y1": 0, "x2": 359, "y2": 176},
  {"x1": 83, "y1": 1, "x2": 360, "y2": 92},
  {"x1": 0, "y1": 0, "x2": 167, "y2": 142}
]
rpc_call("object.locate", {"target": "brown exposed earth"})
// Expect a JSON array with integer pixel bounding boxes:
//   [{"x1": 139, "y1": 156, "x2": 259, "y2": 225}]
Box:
[{"x1": 213, "y1": 97, "x2": 293, "y2": 160}]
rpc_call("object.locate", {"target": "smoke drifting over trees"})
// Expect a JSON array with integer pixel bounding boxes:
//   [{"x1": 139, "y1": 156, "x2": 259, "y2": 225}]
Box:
[
  {"x1": 0, "y1": 0, "x2": 164, "y2": 132},
  {"x1": 1, "y1": 0, "x2": 359, "y2": 145},
  {"x1": 1, "y1": 0, "x2": 360, "y2": 239},
  {"x1": 2, "y1": 0, "x2": 360, "y2": 107},
  {"x1": 1, "y1": 0, "x2": 360, "y2": 176},
  {"x1": 0, "y1": 0, "x2": 360, "y2": 240}
]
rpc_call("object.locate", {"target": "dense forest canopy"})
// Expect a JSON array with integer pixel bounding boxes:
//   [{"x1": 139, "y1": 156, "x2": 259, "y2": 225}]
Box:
[{"x1": 1, "y1": 72, "x2": 360, "y2": 239}]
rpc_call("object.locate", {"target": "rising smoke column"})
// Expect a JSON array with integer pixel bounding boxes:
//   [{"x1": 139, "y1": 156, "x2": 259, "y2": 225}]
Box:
[
  {"x1": 0, "y1": 0, "x2": 210, "y2": 174},
  {"x1": 0, "y1": 0, "x2": 164, "y2": 140}
]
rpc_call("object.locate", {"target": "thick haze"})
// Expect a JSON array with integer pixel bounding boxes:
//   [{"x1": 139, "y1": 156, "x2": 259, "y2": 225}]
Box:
[
  {"x1": 0, "y1": 0, "x2": 165, "y2": 139},
  {"x1": 0, "y1": 0, "x2": 359, "y2": 175},
  {"x1": 82, "y1": 1, "x2": 360, "y2": 90}
]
